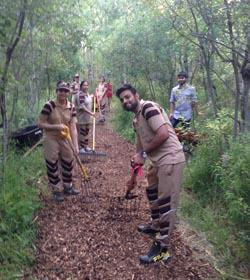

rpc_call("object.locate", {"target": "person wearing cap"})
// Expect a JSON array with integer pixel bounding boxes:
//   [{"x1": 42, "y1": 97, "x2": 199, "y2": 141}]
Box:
[
  {"x1": 38, "y1": 81, "x2": 80, "y2": 202},
  {"x1": 116, "y1": 84, "x2": 185, "y2": 264},
  {"x1": 71, "y1": 73, "x2": 81, "y2": 103},
  {"x1": 105, "y1": 79, "x2": 113, "y2": 111},
  {"x1": 169, "y1": 71, "x2": 199, "y2": 128},
  {"x1": 73, "y1": 80, "x2": 95, "y2": 152},
  {"x1": 96, "y1": 76, "x2": 107, "y2": 123}
]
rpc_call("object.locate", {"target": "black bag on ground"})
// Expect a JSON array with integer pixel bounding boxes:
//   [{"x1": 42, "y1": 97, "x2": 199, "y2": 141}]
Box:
[{"x1": 11, "y1": 124, "x2": 42, "y2": 148}]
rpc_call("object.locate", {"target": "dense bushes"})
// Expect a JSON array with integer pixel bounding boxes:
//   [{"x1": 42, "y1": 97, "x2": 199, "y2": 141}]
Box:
[
  {"x1": 216, "y1": 136, "x2": 250, "y2": 258},
  {"x1": 184, "y1": 112, "x2": 250, "y2": 273},
  {"x1": 0, "y1": 150, "x2": 43, "y2": 279}
]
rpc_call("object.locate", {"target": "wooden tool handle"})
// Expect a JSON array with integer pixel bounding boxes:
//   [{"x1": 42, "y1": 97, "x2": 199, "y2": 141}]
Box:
[
  {"x1": 23, "y1": 138, "x2": 43, "y2": 158},
  {"x1": 92, "y1": 96, "x2": 96, "y2": 151}
]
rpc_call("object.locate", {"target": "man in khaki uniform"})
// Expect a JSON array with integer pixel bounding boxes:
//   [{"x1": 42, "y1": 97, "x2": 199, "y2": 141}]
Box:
[
  {"x1": 116, "y1": 84, "x2": 185, "y2": 264},
  {"x1": 73, "y1": 80, "x2": 94, "y2": 152},
  {"x1": 38, "y1": 81, "x2": 80, "y2": 202}
]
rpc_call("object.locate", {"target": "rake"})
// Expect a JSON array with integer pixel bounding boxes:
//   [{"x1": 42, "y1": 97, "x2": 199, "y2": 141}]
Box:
[
  {"x1": 79, "y1": 96, "x2": 107, "y2": 162},
  {"x1": 60, "y1": 127, "x2": 93, "y2": 197},
  {"x1": 107, "y1": 191, "x2": 141, "y2": 220},
  {"x1": 107, "y1": 164, "x2": 144, "y2": 219}
]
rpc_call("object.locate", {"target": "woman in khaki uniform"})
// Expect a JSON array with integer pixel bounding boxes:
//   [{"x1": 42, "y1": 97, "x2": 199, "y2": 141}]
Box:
[
  {"x1": 38, "y1": 81, "x2": 79, "y2": 202},
  {"x1": 96, "y1": 76, "x2": 107, "y2": 122},
  {"x1": 73, "y1": 80, "x2": 94, "y2": 152}
]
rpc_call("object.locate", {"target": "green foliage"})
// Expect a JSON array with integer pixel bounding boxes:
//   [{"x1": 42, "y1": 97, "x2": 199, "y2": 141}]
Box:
[
  {"x1": 180, "y1": 193, "x2": 245, "y2": 279},
  {"x1": 111, "y1": 99, "x2": 135, "y2": 143},
  {"x1": 0, "y1": 149, "x2": 43, "y2": 279},
  {"x1": 184, "y1": 111, "x2": 250, "y2": 276},
  {"x1": 186, "y1": 109, "x2": 233, "y2": 201},
  {"x1": 217, "y1": 135, "x2": 250, "y2": 250}
]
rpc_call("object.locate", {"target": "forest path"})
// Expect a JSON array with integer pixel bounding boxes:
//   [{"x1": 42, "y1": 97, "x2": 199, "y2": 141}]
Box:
[{"x1": 32, "y1": 116, "x2": 217, "y2": 280}]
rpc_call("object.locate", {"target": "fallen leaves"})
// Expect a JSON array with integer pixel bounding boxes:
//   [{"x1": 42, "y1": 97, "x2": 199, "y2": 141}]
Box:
[{"x1": 31, "y1": 122, "x2": 217, "y2": 279}]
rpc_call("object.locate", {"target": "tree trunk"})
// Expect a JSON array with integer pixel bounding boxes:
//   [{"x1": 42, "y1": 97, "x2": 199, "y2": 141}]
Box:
[
  {"x1": 240, "y1": 30, "x2": 250, "y2": 132},
  {"x1": 224, "y1": 0, "x2": 242, "y2": 137},
  {"x1": 28, "y1": 18, "x2": 37, "y2": 123},
  {"x1": 186, "y1": 0, "x2": 217, "y2": 116},
  {"x1": 45, "y1": 50, "x2": 51, "y2": 99},
  {"x1": 0, "y1": 1, "x2": 27, "y2": 168}
]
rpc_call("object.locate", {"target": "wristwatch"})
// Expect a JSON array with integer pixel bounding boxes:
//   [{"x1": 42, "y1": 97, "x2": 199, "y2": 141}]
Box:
[{"x1": 141, "y1": 150, "x2": 147, "y2": 159}]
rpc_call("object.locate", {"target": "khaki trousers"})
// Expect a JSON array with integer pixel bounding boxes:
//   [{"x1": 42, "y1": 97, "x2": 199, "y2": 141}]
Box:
[
  {"x1": 146, "y1": 162, "x2": 185, "y2": 246},
  {"x1": 43, "y1": 136, "x2": 74, "y2": 192},
  {"x1": 77, "y1": 123, "x2": 90, "y2": 149},
  {"x1": 99, "y1": 96, "x2": 108, "y2": 121}
]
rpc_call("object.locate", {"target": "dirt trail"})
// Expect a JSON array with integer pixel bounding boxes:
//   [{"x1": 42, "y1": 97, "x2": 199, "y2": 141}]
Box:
[{"x1": 32, "y1": 119, "x2": 217, "y2": 280}]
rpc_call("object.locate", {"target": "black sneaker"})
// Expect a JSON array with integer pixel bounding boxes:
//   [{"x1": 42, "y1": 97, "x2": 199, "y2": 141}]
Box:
[
  {"x1": 137, "y1": 223, "x2": 159, "y2": 237},
  {"x1": 64, "y1": 186, "x2": 80, "y2": 195},
  {"x1": 53, "y1": 191, "x2": 64, "y2": 202},
  {"x1": 139, "y1": 241, "x2": 171, "y2": 264}
]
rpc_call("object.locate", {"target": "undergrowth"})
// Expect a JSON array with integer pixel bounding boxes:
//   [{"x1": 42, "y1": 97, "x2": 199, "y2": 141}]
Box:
[
  {"x1": 182, "y1": 111, "x2": 250, "y2": 279},
  {"x1": 111, "y1": 99, "x2": 135, "y2": 143},
  {"x1": 112, "y1": 105, "x2": 249, "y2": 279},
  {"x1": 0, "y1": 148, "x2": 44, "y2": 279}
]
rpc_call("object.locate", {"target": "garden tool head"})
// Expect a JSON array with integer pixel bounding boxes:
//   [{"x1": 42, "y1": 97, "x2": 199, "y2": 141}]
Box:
[
  {"x1": 107, "y1": 194, "x2": 141, "y2": 220},
  {"x1": 79, "y1": 168, "x2": 101, "y2": 204},
  {"x1": 125, "y1": 190, "x2": 138, "y2": 200},
  {"x1": 80, "y1": 176, "x2": 99, "y2": 204},
  {"x1": 124, "y1": 194, "x2": 141, "y2": 218},
  {"x1": 79, "y1": 150, "x2": 107, "y2": 163},
  {"x1": 79, "y1": 94, "x2": 107, "y2": 162}
]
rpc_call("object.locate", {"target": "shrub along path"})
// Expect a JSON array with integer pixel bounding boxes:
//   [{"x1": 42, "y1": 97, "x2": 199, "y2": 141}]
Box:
[{"x1": 32, "y1": 120, "x2": 217, "y2": 279}]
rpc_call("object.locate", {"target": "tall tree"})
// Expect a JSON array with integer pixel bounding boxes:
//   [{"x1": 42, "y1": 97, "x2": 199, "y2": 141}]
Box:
[{"x1": 0, "y1": 0, "x2": 27, "y2": 165}]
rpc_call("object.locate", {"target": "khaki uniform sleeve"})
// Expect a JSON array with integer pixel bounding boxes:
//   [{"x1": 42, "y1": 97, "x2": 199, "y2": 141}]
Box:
[
  {"x1": 39, "y1": 101, "x2": 54, "y2": 123},
  {"x1": 39, "y1": 113, "x2": 48, "y2": 124},
  {"x1": 141, "y1": 102, "x2": 167, "y2": 132},
  {"x1": 70, "y1": 105, "x2": 77, "y2": 124}
]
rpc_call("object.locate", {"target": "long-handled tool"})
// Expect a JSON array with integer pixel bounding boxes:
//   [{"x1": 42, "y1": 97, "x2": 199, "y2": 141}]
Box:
[
  {"x1": 60, "y1": 127, "x2": 92, "y2": 193},
  {"x1": 79, "y1": 95, "x2": 107, "y2": 161},
  {"x1": 107, "y1": 164, "x2": 142, "y2": 220},
  {"x1": 107, "y1": 194, "x2": 141, "y2": 220},
  {"x1": 23, "y1": 138, "x2": 43, "y2": 158},
  {"x1": 92, "y1": 95, "x2": 96, "y2": 151}
]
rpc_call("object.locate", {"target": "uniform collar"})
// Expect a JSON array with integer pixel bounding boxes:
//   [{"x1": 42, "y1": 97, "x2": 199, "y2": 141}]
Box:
[
  {"x1": 135, "y1": 99, "x2": 144, "y2": 116},
  {"x1": 80, "y1": 91, "x2": 89, "y2": 95},
  {"x1": 55, "y1": 99, "x2": 71, "y2": 109}
]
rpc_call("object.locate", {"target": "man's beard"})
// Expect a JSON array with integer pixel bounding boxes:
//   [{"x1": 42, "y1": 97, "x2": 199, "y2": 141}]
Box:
[
  {"x1": 178, "y1": 80, "x2": 186, "y2": 86},
  {"x1": 123, "y1": 101, "x2": 138, "y2": 112}
]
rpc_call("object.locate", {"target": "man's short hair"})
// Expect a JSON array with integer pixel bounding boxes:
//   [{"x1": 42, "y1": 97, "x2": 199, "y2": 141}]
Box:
[
  {"x1": 116, "y1": 84, "x2": 137, "y2": 98},
  {"x1": 177, "y1": 71, "x2": 188, "y2": 78}
]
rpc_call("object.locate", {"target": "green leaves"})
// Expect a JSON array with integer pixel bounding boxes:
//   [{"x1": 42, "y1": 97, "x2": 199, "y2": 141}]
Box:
[
  {"x1": 0, "y1": 149, "x2": 42, "y2": 278},
  {"x1": 185, "y1": 125, "x2": 250, "y2": 268}
]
